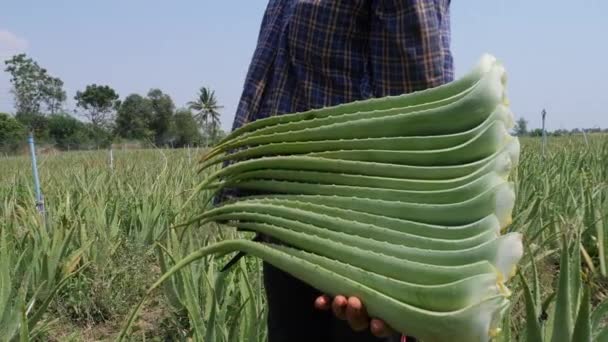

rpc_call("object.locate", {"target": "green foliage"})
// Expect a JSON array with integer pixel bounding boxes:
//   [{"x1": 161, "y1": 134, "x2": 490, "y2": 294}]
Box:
[
  {"x1": 520, "y1": 236, "x2": 602, "y2": 342},
  {"x1": 1, "y1": 136, "x2": 606, "y2": 339},
  {"x1": 46, "y1": 114, "x2": 111, "y2": 150},
  {"x1": 0, "y1": 199, "x2": 84, "y2": 341},
  {"x1": 147, "y1": 88, "x2": 175, "y2": 146},
  {"x1": 41, "y1": 76, "x2": 67, "y2": 115},
  {"x1": 53, "y1": 240, "x2": 157, "y2": 325},
  {"x1": 553, "y1": 129, "x2": 570, "y2": 136},
  {"x1": 74, "y1": 84, "x2": 120, "y2": 128},
  {"x1": 3, "y1": 53, "x2": 225, "y2": 151},
  {"x1": 47, "y1": 114, "x2": 88, "y2": 149},
  {"x1": 14, "y1": 112, "x2": 50, "y2": 141},
  {"x1": 87, "y1": 125, "x2": 113, "y2": 149},
  {"x1": 530, "y1": 128, "x2": 544, "y2": 137},
  {"x1": 115, "y1": 94, "x2": 154, "y2": 140},
  {"x1": 0, "y1": 112, "x2": 26, "y2": 153},
  {"x1": 4, "y1": 53, "x2": 66, "y2": 118},
  {"x1": 171, "y1": 108, "x2": 202, "y2": 147},
  {"x1": 0, "y1": 148, "x2": 247, "y2": 340},
  {"x1": 513, "y1": 117, "x2": 529, "y2": 136}
]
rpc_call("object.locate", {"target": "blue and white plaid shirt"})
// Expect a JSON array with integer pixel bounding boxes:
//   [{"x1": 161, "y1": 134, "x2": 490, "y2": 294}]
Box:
[{"x1": 232, "y1": 0, "x2": 454, "y2": 131}]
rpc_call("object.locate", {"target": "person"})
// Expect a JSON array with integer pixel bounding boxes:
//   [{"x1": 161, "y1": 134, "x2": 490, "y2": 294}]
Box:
[{"x1": 223, "y1": 1, "x2": 453, "y2": 341}]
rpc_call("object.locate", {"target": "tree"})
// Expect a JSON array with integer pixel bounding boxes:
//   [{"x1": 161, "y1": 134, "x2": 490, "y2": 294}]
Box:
[
  {"x1": 513, "y1": 117, "x2": 528, "y2": 136},
  {"x1": 74, "y1": 84, "x2": 120, "y2": 129},
  {"x1": 4, "y1": 54, "x2": 66, "y2": 118},
  {"x1": 187, "y1": 87, "x2": 222, "y2": 146},
  {"x1": 41, "y1": 76, "x2": 67, "y2": 114},
  {"x1": 115, "y1": 94, "x2": 154, "y2": 140},
  {"x1": 5, "y1": 54, "x2": 46, "y2": 116},
  {"x1": 0, "y1": 113, "x2": 26, "y2": 153},
  {"x1": 171, "y1": 109, "x2": 201, "y2": 147},
  {"x1": 147, "y1": 89, "x2": 175, "y2": 145}
]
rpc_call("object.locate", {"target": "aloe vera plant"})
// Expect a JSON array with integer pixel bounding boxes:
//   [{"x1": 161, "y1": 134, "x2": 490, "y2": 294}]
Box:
[
  {"x1": 519, "y1": 233, "x2": 608, "y2": 342},
  {"x1": 0, "y1": 207, "x2": 84, "y2": 341},
  {"x1": 121, "y1": 54, "x2": 522, "y2": 342}
]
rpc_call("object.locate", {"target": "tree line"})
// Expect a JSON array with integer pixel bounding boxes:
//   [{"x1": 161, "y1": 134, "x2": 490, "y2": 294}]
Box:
[
  {"x1": 0, "y1": 54, "x2": 224, "y2": 154},
  {"x1": 512, "y1": 117, "x2": 607, "y2": 137}
]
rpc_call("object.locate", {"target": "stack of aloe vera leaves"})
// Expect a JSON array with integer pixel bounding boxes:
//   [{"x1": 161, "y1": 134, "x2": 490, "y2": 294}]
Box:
[{"x1": 191, "y1": 54, "x2": 523, "y2": 342}]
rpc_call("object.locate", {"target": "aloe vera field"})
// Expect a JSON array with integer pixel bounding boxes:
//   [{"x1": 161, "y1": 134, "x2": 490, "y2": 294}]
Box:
[{"x1": 0, "y1": 134, "x2": 607, "y2": 341}]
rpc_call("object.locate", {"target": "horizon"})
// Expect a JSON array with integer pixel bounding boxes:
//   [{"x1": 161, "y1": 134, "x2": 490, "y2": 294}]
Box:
[{"x1": 1, "y1": 0, "x2": 606, "y2": 132}]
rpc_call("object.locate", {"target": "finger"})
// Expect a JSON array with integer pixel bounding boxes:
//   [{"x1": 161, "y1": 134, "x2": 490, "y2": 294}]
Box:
[
  {"x1": 370, "y1": 318, "x2": 396, "y2": 338},
  {"x1": 332, "y1": 295, "x2": 348, "y2": 320},
  {"x1": 314, "y1": 295, "x2": 331, "y2": 310},
  {"x1": 345, "y1": 297, "x2": 369, "y2": 332}
]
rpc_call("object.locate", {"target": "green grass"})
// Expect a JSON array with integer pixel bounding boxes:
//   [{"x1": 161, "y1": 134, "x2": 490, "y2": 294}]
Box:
[{"x1": 1, "y1": 135, "x2": 607, "y2": 341}]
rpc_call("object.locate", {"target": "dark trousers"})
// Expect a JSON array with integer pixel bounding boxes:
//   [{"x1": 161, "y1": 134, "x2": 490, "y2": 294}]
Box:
[{"x1": 263, "y1": 262, "x2": 405, "y2": 342}]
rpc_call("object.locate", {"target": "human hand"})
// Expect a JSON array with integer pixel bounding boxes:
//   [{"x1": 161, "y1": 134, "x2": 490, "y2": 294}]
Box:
[{"x1": 314, "y1": 294, "x2": 396, "y2": 337}]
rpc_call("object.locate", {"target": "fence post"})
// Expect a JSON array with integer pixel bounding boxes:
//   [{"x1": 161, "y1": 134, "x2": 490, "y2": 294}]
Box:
[
  {"x1": 541, "y1": 109, "x2": 547, "y2": 157},
  {"x1": 109, "y1": 146, "x2": 114, "y2": 170},
  {"x1": 27, "y1": 132, "x2": 45, "y2": 214}
]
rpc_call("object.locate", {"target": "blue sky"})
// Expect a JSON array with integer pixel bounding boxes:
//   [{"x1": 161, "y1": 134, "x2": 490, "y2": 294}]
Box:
[{"x1": 1, "y1": 0, "x2": 606, "y2": 131}]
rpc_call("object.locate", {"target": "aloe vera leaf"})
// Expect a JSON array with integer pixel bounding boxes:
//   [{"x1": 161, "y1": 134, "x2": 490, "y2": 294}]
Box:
[
  {"x1": 197, "y1": 201, "x2": 498, "y2": 249},
  {"x1": 248, "y1": 181, "x2": 515, "y2": 227},
  {"x1": 199, "y1": 139, "x2": 518, "y2": 187},
  {"x1": 208, "y1": 155, "x2": 510, "y2": 192},
  {"x1": 520, "y1": 274, "x2": 543, "y2": 342},
  {"x1": 307, "y1": 124, "x2": 512, "y2": 166},
  {"x1": 570, "y1": 225, "x2": 582, "y2": 318},
  {"x1": 271, "y1": 245, "x2": 503, "y2": 312},
  {"x1": 595, "y1": 328, "x2": 608, "y2": 342},
  {"x1": 213, "y1": 68, "x2": 504, "y2": 153},
  {"x1": 230, "y1": 83, "x2": 476, "y2": 144},
  {"x1": 209, "y1": 213, "x2": 521, "y2": 278},
  {"x1": 213, "y1": 54, "x2": 498, "y2": 151},
  {"x1": 190, "y1": 198, "x2": 502, "y2": 241},
  {"x1": 222, "y1": 170, "x2": 506, "y2": 205},
  {"x1": 205, "y1": 106, "x2": 512, "y2": 170},
  {"x1": 551, "y1": 238, "x2": 573, "y2": 342},
  {"x1": 571, "y1": 285, "x2": 591, "y2": 342},
  {"x1": 212, "y1": 159, "x2": 505, "y2": 193},
  {"x1": 259, "y1": 198, "x2": 503, "y2": 238},
  {"x1": 231, "y1": 223, "x2": 496, "y2": 285},
  {"x1": 591, "y1": 298, "x2": 608, "y2": 333}
]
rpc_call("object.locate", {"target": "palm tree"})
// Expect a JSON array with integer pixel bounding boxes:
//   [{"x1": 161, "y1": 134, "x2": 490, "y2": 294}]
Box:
[{"x1": 187, "y1": 87, "x2": 223, "y2": 146}]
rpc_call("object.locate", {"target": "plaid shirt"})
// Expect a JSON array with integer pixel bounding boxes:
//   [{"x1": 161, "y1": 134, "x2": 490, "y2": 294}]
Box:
[
  {"x1": 232, "y1": 0, "x2": 454, "y2": 131},
  {"x1": 227, "y1": 1, "x2": 453, "y2": 341}
]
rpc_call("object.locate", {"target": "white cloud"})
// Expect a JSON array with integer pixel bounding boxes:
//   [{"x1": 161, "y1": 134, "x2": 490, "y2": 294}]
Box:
[{"x1": 0, "y1": 30, "x2": 28, "y2": 58}]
